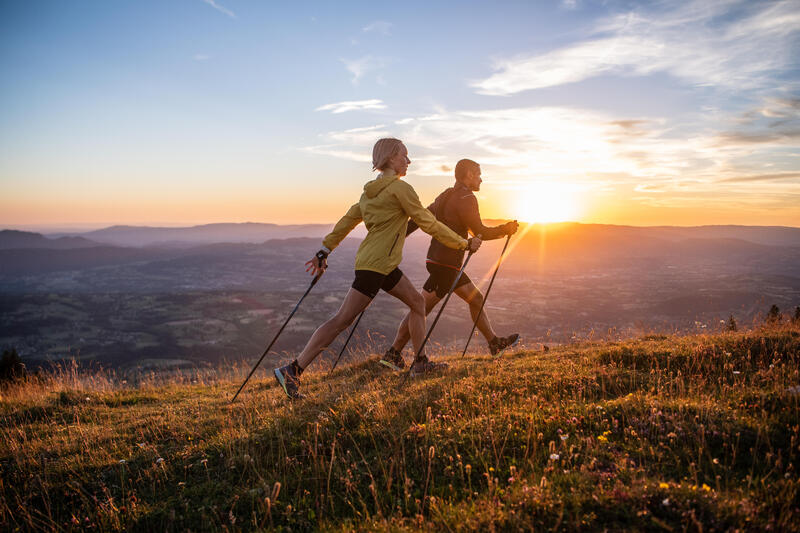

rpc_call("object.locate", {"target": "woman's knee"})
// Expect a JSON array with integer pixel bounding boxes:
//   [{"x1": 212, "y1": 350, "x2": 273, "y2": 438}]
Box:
[
  {"x1": 408, "y1": 291, "x2": 425, "y2": 316},
  {"x1": 325, "y1": 312, "x2": 351, "y2": 332}
]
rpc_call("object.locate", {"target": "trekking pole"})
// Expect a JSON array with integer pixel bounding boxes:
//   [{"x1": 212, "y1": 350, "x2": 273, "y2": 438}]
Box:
[
  {"x1": 231, "y1": 272, "x2": 323, "y2": 403},
  {"x1": 401, "y1": 237, "x2": 481, "y2": 386},
  {"x1": 460, "y1": 233, "x2": 512, "y2": 358},
  {"x1": 328, "y1": 309, "x2": 365, "y2": 375}
]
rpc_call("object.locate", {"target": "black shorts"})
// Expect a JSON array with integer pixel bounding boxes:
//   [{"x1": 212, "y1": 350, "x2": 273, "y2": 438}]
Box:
[
  {"x1": 422, "y1": 262, "x2": 472, "y2": 298},
  {"x1": 352, "y1": 268, "x2": 403, "y2": 299}
]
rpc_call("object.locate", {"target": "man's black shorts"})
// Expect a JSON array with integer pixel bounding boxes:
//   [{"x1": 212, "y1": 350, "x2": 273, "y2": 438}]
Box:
[
  {"x1": 352, "y1": 268, "x2": 403, "y2": 299},
  {"x1": 422, "y1": 262, "x2": 471, "y2": 298}
]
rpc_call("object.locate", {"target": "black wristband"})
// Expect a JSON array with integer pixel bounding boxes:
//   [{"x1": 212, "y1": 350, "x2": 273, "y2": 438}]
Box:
[{"x1": 316, "y1": 249, "x2": 329, "y2": 262}]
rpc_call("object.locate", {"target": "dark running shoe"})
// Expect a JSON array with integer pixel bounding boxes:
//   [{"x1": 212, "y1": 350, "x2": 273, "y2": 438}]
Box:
[
  {"x1": 274, "y1": 364, "x2": 304, "y2": 399},
  {"x1": 489, "y1": 334, "x2": 520, "y2": 357},
  {"x1": 409, "y1": 356, "x2": 448, "y2": 377},
  {"x1": 379, "y1": 347, "x2": 405, "y2": 371}
]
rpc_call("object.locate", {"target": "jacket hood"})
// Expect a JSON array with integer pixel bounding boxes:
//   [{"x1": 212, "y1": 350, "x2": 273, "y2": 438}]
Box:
[{"x1": 364, "y1": 170, "x2": 399, "y2": 199}]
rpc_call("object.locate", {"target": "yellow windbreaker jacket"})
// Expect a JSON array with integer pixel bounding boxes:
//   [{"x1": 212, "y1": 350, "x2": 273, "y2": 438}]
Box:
[{"x1": 322, "y1": 170, "x2": 469, "y2": 275}]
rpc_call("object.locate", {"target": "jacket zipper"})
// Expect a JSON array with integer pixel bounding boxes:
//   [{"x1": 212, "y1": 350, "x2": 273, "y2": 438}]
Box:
[{"x1": 388, "y1": 233, "x2": 400, "y2": 256}]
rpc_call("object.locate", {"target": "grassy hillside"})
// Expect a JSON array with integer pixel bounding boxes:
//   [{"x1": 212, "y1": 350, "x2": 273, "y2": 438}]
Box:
[{"x1": 1, "y1": 324, "x2": 799, "y2": 531}]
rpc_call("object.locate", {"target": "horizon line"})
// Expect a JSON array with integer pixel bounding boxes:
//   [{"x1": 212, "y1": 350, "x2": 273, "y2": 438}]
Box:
[{"x1": 3, "y1": 220, "x2": 800, "y2": 234}]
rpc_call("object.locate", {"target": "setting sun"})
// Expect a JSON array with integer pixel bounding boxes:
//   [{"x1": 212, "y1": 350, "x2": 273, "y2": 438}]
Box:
[{"x1": 512, "y1": 181, "x2": 581, "y2": 223}]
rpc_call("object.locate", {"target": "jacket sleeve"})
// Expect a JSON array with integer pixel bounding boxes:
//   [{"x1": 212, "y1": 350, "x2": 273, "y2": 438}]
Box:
[
  {"x1": 460, "y1": 195, "x2": 507, "y2": 240},
  {"x1": 394, "y1": 183, "x2": 467, "y2": 250},
  {"x1": 404, "y1": 201, "x2": 433, "y2": 236},
  {"x1": 322, "y1": 203, "x2": 362, "y2": 251}
]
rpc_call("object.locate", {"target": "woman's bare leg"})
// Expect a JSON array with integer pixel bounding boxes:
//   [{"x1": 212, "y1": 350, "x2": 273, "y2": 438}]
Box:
[
  {"x1": 386, "y1": 275, "x2": 429, "y2": 357},
  {"x1": 390, "y1": 290, "x2": 440, "y2": 352},
  {"x1": 296, "y1": 288, "x2": 372, "y2": 369}
]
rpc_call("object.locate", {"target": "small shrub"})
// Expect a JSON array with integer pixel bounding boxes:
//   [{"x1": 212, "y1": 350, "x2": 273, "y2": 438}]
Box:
[
  {"x1": 727, "y1": 315, "x2": 737, "y2": 332},
  {"x1": 766, "y1": 304, "x2": 781, "y2": 323},
  {"x1": 0, "y1": 348, "x2": 26, "y2": 382},
  {"x1": 57, "y1": 390, "x2": 83, "y2": 406}
]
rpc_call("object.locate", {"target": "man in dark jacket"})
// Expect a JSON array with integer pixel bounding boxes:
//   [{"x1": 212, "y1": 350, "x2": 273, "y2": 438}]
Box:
[{"x1": 381, "y1": 159, "x2": 519, "y2": 370}]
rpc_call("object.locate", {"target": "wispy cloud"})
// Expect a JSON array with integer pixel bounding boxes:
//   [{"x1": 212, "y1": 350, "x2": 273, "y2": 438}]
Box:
[
  {"x1": 304, "y1": 125, "x2": 389, "y2": 161},
  {"x1": 472, "y1": 0, "x2": 800, "y2": 95},
  {"x1": 305, "y1": 103, "x2": 800, "y2": 200},
  {"x1": 362, "y1": 20, "x2": 392, "y2": 35},
  {"x1": 202, "y1": 0, "x2": 236, "y2": 19},
  {"x1": 193, "y1": 54, "x2": 211, "y2": 62},
  {"x1": 720, "y1": 172, "x2": 800, "y2": 183},
  {"x1": 714, "y1": 95, "x2": 800, "y2": 146},
  {"x1": 340, "y1": 55, "x2": 385, "y2": 85},
  {"x1": 315, "y1": 99, "x2": 387, "y2": 114}
]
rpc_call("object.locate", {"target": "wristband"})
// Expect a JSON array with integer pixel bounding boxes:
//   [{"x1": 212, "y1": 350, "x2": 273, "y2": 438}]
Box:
[{"x1": 316, "y1": 249, "x2": 329, "y2": 262}]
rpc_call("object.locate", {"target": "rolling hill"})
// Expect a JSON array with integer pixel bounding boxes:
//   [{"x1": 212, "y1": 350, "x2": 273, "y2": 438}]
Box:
[{"x1": 1, "y1": 323, "x2": 797, "y2": 531}]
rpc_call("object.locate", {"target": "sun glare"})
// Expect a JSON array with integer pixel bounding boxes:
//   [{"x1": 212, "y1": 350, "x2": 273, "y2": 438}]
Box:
[{"x1": 512, "y1": 181, "x2": 580, "y2": 223}]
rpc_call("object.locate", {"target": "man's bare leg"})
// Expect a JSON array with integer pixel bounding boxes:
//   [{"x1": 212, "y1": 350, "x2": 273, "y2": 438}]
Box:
[
  {"x1": 296, "y1": 288, "x2": 372, "y2": 369},
  {"x1": 454, "y1": 281, "x2": 497, "y2": 342},
  {"x1": 390, "y1": 289, "x2": 441, "y2": 352},
  {"x1": 385, "y1": 276, "x2": 430, "y2": 356}
]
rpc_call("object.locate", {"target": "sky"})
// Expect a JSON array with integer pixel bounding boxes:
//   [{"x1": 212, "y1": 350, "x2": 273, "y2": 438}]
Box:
[{"x1": 1, "y1": 0, "x2": 799, "y2": 230}]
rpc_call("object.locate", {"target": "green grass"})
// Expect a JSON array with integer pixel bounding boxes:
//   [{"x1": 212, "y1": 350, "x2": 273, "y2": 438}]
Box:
[{"x1": 1, "y1": 324, "x2": 799, "y2": 531}]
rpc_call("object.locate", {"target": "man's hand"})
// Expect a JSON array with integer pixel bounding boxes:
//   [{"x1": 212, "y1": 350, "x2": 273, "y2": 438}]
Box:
[
  {"x1": 467, "y1": 236, "x2": 482, "y2": 253},
  {"x1": 305, "y1": 250, "x2": 328, "y2": 276},
  {"x1": 504, "y1": 220, "x2": 519, "y2": 236}
]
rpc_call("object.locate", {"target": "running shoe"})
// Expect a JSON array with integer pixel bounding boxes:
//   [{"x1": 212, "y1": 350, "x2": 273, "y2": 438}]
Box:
[
  {"x1": 489, "y1": 333, "x2": 520, "y2": 357},
  {"x1": 409, "y1": 356, "x2": 448, "y2": 377},
  {"x1": 379, "y1": 347, "x2": 405, "y2": 370},
  {"x1": 274, "y1": 364, "x2": 304, "y2": 399}
]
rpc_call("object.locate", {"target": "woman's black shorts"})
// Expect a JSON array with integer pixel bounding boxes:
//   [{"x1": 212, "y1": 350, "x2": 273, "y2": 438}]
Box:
[
  {"x1": 352, "y1": 268, "x2": 403, "y2": 299},
  {"x1": 422, "y1": 262, "x2": 472, "y2": 298}
]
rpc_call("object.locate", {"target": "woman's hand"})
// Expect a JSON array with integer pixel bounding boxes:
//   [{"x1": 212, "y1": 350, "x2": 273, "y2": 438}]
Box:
[{"x1": 305, "y1": 250, "x2": 328, "y2": 276}]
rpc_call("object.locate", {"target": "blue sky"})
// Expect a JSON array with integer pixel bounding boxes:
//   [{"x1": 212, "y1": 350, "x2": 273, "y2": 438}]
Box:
[{"x1": 1, "y1": 0, "x2": 799, "y2": 229}]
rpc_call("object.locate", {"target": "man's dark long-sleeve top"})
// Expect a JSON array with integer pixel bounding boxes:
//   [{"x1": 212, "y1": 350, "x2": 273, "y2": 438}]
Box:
[{"x1": 406, "y1": 181, "x2": 507, "y2": 269}]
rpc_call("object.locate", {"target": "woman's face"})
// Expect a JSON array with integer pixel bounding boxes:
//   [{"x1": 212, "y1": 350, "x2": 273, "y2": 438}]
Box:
[{"x1": 387, "y1": 144, "x2": 411, "y2": 177}]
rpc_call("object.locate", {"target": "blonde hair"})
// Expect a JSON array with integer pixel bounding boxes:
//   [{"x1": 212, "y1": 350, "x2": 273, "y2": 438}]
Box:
[{"x1": 372, "y1": 138, "x2": 404, "y2": 171}]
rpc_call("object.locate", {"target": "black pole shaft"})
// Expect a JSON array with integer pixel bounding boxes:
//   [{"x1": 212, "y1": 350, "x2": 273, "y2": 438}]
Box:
[
  {"x1": 329, "y1": 309, "x2": 365, "y2": 374},
  {"x1": 231, "y1": 272, "x2": 322, "y2": 403},
  {"x1": 461, "y1": 234, "x2": 512, "y2": 358},
  {"x1": 401, "y1": 249, "x2": 476, "y2": 385}
]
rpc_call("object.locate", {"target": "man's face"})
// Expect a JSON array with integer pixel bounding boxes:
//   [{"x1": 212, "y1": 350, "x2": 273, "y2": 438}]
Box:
[{"x1": 464, "y1": 166, "x2": 482, "y2": 191}]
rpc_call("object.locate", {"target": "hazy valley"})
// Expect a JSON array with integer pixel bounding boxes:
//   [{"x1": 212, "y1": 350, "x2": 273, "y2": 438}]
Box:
[{"x1": 1, "y1": 223, "x2": 799, "y2": 372}]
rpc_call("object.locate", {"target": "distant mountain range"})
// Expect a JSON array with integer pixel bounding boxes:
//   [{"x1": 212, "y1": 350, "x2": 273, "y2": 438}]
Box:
[
  {"x1": 0, "y1": 230, "x2": 101, "y2": 250},
  {"x1": 5, "y1": 221, "x2": 799, "y2": 249},
  {"x1": 49, "y1": 222, "x2": 352, "y2": 248},
  {"x1": 1, "y1": 222, "x2": 798, "y2": 279}
]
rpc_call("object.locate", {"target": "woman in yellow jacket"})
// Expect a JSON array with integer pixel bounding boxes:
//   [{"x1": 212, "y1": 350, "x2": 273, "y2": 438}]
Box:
[{"x1": 274, "y1": 138, "x2": 482, "y2": 399}]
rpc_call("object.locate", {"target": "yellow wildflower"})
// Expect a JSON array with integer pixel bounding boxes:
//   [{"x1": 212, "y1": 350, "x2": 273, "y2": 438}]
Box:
[{"x1": 659, "y1": 482, "x2": 669, "y2": 489}]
